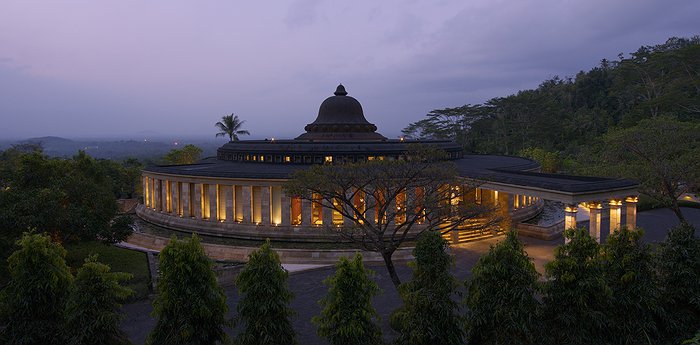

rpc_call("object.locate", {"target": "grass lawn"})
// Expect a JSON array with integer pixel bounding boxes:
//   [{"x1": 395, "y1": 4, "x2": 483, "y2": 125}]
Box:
[{"x1": 64, "y1": 241, "x2": 151, "y2": 300}]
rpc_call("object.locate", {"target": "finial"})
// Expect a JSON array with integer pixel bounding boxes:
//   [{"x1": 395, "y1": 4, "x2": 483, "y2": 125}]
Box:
[{"x1": 334, "y1": 84, "x2": 348, "y2": 96}]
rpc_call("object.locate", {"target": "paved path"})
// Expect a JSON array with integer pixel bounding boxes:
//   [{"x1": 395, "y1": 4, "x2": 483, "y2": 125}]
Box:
[{"x1": 121, "y1": 207, "x2": 700, "y2": 344}]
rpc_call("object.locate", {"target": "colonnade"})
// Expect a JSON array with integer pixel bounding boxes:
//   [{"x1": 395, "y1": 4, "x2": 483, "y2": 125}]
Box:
[{"x1": 563, "y1": 196, "x2": 638, "y2": 243}]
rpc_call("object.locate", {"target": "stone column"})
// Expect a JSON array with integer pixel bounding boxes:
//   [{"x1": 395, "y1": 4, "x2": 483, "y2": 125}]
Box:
[
  {"x1": 242, "y1": 185, "x2": 251, "y2": 223},
  {"x1": 225, "y1": 186, "x2": 234, "y2": 222},
  {"x1": 154, "y1": 179, "x2": 161, "y2": 212},
  {"x1": 171, "y1": 181, "x2": 178, "y2": 215},
  {"x1": 182, "y1": 182, "x2": 190, "y2": 217},
  {"x1": 625, "y1": 196, "x2": 638, "y2": 230},
  {"x1": 343, "y1": 192, "x2": 354, "y2": 227},
  {"x1": 405, "y1": 187, "x2": 415, "y2": 221},
  {"x1": 588, "y1": 202, "x2": 603, "y2": 243},
  {"x1": 209, "y1": 185, "x2": 218, "y2": 222},
  {"x1": 322, "y1": 199, "x2": 333, "y2": 226},
  {"x1": 564, "y1": 203, "x2": 578, "y2": 244},
  {"x1": 281, "y1": 194, "x2": 291, "y2": 226},
  {"x1": 365, "y1": 193, "x2": 375, "y2": 226},
  {"x1": 609, "y1": 199, "x2": 622, "y2": 233},
  {"x1": 301, "y1": 198, "x2": 311, "y2": 226},
  {"x1": 261, "y1": 186, "x2": 270, "y2": 225},
  {"x1": 193, "y1": 183, "x2": 202, "y2": 219}
]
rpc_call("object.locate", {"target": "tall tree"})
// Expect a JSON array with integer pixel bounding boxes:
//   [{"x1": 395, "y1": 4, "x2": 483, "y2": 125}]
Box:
[
  {"x1": 234, "y1": 240, "x2": 297, "y2": 345},
  {"x1": 0, "y1": 233, "x2": 73, "y2": 345},
  {"x1": 313, "y1": 253, "x2": 383, "y2": 345},
  {"x1": 464, "y1": 230, "x2": 540, "y2": 345},
  {"x1": 580, "y1": 117, "x2": 700, "y2": 223},
  {"x1": 147, "y1": 235, "x2": 228, "y2": 345},
  {"x1": 600, "y1": 227, "x2": 661, "y2": 343},
  {"x1": 65, "y1": 255, "x2": 134, "y2": 345},
  {"x1": 540, "y1": 227, "x2": 610, "y2": 345},
  {"x1": 395, "y1": 230, "x2": 464, "y2": 345},
  {"x1": 215, "y1": 113, "x2": 250, "y2": 141},
  {"x1": 162, "y1": 144, "x2": 203, "y2": 165},
  {"x1": 657, "y1": 223, "x2": 700, "y2": 343},
  {"x1": 284, "y1": 145, "x2": 501, "y2": 289}
]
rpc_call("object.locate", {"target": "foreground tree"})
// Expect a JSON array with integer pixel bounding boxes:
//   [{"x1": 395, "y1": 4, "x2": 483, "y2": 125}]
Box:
[
  {"x1": 147, "y1": 235, "x2": 228, "y2": 345},
  {"x1": 215, "y1": 113, "x2": 250, "y2": 141},
  {"x1": 600, "y1": 227, "x2": 661, "y2": 343},
  {"x1": 581, "y1": 117, "x2": 700, "y2": 223},
  {"x1": 395, "y1": 230, "x2": 464, "y2": 345},
  {"x1": 234, "y1": 240, "x2": 297, "y2": 345},
  {"x1": 162, "y1": 144, "x2": 203, "y2": 165},
  {"x1": 540, "y1": 227, "x2": 610, "y2": 345},
  {"x1": 313, "y1": 253, "x2": 383, "y2": 345},
  {"x1": 0, "y1": 233, "x2": 73, "y2": 345},
  {"x1": 464, "y1": 230, "x2": 540, "y2": 345},
  {"x1": 65, "y1": 255, "x2": 134, "y2": 345},
  {"x1": 657, "y1": 223, "x2": 700, "y2": 342},
  {"x1": 285, "y1": 145, "x2": 500, "y2": 289}
]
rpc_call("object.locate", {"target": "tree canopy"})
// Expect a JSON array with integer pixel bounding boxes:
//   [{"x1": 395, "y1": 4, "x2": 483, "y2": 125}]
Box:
[
  {"x1": 162, "y1": 144, "x2": 203, "y2": 165},
  {"x1": 215, "y1": 113, "x2": 250, "y2": 141}
]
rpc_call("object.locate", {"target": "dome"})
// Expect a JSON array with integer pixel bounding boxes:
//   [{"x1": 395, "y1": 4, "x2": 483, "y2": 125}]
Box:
[{"x1": 296, "y1": 84, "x2": 387, "y2": 141}]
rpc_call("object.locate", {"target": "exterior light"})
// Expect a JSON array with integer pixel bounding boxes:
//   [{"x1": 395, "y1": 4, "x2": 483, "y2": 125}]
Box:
[{"x1": 400, "y1": 137, "x2": 405, "y2": 141}]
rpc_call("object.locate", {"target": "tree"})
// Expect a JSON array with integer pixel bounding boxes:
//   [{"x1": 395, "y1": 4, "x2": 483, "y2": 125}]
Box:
[
  {"x1": 234, "y1": 240, "x2": 297, "y2": 345},
  {"x1": 215, "y1": 113, "x2": 250, "y2": 141},
  {"x1": 65, "y1": 255, "x2": 134, "y2": 345},
  {"x1": 395, "y1": 230, "x2": 464, "y2": 345},
  {"x1": 580, "y1": 117, "x2": 700, "y2": 223},
  {"x1": 147, "y1": 235, "x2": 228, "y2": 345},
  {"x1": 313, "y1": 253, "x2": 383, "y2": 345},
  {"x1": 0, "y1": 233, "x2": 73, "y2": 345},
  {"x1": 464, "y1": 230, "x2": 540, "y2": 345},
  {"x1": 600, "y1": 227, "x2": 661, "y2": 343},
  {"x1": 285, "y1": 145, "x2": 500, "y2": 289},
  {"x1": 162, "y1": 144, "x2": 203, "y2": 165},
  {"x1": 540, "y1": 227, "x2": 610, "y2": 345},
  {"x1": 657, "y1": 223, "x2": 700, "y2": 342}
]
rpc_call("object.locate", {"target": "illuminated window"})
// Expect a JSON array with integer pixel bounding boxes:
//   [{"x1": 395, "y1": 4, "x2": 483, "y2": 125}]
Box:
[
  {"x1": 291, "y1": 196, "x2": 302, "y2": 225},
  {"x1": 201, "y1": 184, "x2": 210, "y2": 220},
  {"x1": 353, "y1": 191, "x2": 365, "y2": 224},
  {"x1": 332, "y1": 198, "x2": 343, "y2": 225},
  {"x1": 325, "y1": 156, "x2": 333, "y2": 164},
  {"x1": 312, "y1": 193, "x2": 323, "y2": 225},
  {"x1": 395, "y1": 190, "x2": 406, "y2": 224},
  {"x1": 367, "y1": 156, "x2": 375, "y2": 161},
  {"x1": 165, "y1": 180, "x2": 171, "y2": 213},
  {"x1": 415, "y1": 187, "x2": 425, "y2": 224},
  {"x1": 284, "y1": 156, "x2": 291, "y2": 162}
]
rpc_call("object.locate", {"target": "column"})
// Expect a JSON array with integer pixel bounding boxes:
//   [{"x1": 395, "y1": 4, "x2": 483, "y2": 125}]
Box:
[
  {"x1": 322, "y1": 199, "x2": 333, "y2": 226},
  {"x1": 193, "y1": 183, "x2": 202, "y2": 219},
  {"x1": 281, "y1": 194, "x2": 291, "y2": 226},
  {"x1": 588, "y1": 202, "x2": 602, "y2": 243},
  {"x1": 564, "y1": 204, "x2": 578, "y2": 244},
  {"x1": 225, "y1": 186, "x2": 234, "y2": 222},
  {"x1": 154, "y1": 179, "x2": 161, "y2": 211},
  {"x1": 301, "y1": 198, "x2": 311, "y2": 226},
  {"x1": 143, "y1": 177, "x2": 149, "y2": 207},
  {"x1": 609, "y1": 199, "x2": 622, "y2": 233},
  {"x1": 161, "y1": 180, "x2": 169, "y2": 213},
  {"x1": 171, "y1": 181, "x2": 178, "y2": 215},
  {"x1": 209, "y1": 184, "x2": 217, "y2": 222},
  {"x1": 405, "y1": 187, "x2": 415, "y2": 221},
  {"x1": 182, "y1": 182, "x2": 191, "y2": 217},
  {"x1": 343, "y1": 192, "x2": 354, "y2": 227},
  {"x1": 365, "y1": 192, "x2": 375, "y2": 226},
  {"x1": 242, "y1": 185, "x2": 251, "y2": 223},
  {"x1": 261, "y1": 186, "x2": 270, "y2": 225},
  {"x1": 625, "y1": 196, "x2": 638, "y2": 230}
]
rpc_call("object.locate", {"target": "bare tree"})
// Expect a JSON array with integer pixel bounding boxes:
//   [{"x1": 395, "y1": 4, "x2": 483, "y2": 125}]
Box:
[{"x1": 284, "y1": 146, "x2": 502, "y2": 289}]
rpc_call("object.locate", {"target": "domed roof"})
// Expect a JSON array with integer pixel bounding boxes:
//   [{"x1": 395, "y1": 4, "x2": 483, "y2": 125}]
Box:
[{"x1": 296, "y1": 84, "x2": 386, "y2": 141}]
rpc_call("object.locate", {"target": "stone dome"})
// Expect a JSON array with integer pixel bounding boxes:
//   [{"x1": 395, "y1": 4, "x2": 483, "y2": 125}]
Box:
[{"x1": 295, "y1": 84, "x2": 387, "y2": 141}]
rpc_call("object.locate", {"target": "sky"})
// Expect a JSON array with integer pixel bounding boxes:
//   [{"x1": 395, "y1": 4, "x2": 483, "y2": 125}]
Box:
[{"x1": 0, "y1": 0, "x2": 698, "y2": 141}]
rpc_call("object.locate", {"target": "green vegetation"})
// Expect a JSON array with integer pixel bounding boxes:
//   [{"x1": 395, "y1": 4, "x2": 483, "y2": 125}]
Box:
[
  {"x1": 147, "y1": 235, "x2": 228, "y2": 345},
  {"x1": 64, "y1": 241, "x2": 150, "y2": 300},
  {"x1": 215, "y1": 113, "x2": 250, "y2": 141},
  {"x1": 395, "y1": 231, "x2": 464, "y2": 345},
  {"x1": 313, "y1": 253, "x2": 383, "y2": 345},
  {"x1": 464, "y1": 231, "x2": 540, "y2": 345},
  {"x1": 65, "y1": 255, "x2": 134, "y2": 345},
  {"x1": 234, "y1": 240, "x2": 297, "y2": 345},
  {"x1": 0, "y1": 233, "x2": 73, "y2": 345},
  {"x1": 162, "y1": 144, "x2": 203, "y2": 165}
]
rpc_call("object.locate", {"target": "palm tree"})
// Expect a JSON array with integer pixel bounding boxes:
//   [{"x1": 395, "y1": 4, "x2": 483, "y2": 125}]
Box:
[{"x1": 215, "y1": 113, "x2": 250, "y2": 141}]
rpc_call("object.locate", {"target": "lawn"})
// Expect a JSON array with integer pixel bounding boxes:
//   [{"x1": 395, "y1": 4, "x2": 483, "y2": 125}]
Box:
[{"x1": 64, "y1": 241, "x2": 151, "y2": 300}]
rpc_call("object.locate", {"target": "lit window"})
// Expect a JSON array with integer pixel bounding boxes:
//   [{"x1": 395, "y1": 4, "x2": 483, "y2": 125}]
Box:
[
  {"x1": 284, "y1": 156, "x2": 291, "y2": 162},
  {"x1": 259, "y1": 155, "x2": 264, "y2": 162},
  {"x1": 325, "y1": 156, "x2": 333, "y2": 163},
  {"x1": 368, "y1": 156, "x2": 375, "y2": 161}
]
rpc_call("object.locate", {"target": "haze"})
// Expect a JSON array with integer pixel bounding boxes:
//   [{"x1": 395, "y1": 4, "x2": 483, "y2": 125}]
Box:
[{"x1": 1, "y1": 0, "x2": 698, "y2": 140}]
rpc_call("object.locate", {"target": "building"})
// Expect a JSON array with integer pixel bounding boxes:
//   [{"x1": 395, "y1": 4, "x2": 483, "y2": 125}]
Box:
[{"x1": 138, "y1": 85, "x2": 638, "y2": 249}]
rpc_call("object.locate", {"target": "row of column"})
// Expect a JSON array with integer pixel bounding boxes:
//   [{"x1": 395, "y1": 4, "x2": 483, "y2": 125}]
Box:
[{"x1": 563, "y1": 196, "x2": 638, "y2": 243}]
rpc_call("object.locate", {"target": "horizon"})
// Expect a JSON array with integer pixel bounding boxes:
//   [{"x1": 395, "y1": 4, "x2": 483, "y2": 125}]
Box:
[{"x1": 1, "y1": 1, "x2": 698, "y2": 139}]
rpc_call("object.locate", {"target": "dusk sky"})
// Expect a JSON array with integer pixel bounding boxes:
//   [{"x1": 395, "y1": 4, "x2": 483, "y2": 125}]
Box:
[{"x1": 1, "y1": 0, "x2": 698, "y2": 140}]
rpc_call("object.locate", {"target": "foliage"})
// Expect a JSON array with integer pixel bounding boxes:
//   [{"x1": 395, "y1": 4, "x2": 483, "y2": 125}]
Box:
[
  {"x1": 0, "y1": 233, "x2": 73, "y2": 345},
  {"x1": 395, "y1": 230, "x2": 463, "y2": 345},
  {"x1": 65, "y1": 255, "x2": 134, "y2": 345},
  {"x1": 657, "y1": 223, "x2": 700, "y2": 342},
  {"x1": 234, "y1": 240, "x2": 297, "y2": 345},
  {"x1": 518, "y1": 147, "x2": 562, "y2": 173},
  {"x1": 162, "y1": 144, "x2": 203, "y2": 165},
  {"x1": 98, "y1": 157, "x2": 144, "y2": 198},
  {"x1": 600, "y1": 227, "x2": 661, "y2": 343},
  {"x1": 579, "y1": 116, "x2": 700, "y2": 223},
  {"x1": 215, "y1": 113, "x2": 250, "y2": 141},
  {"x1": 402, "y1": 36, "x2": 700, "y2": 156},
  {"x1": 540, "y1": 227, "x2": 610, "y2": 345},
  {"x1": 464, "y1": 230, "x2": 540, "y2": 345},
  {"x1": 147, "y1": 235, "x2": 228, "y2": 345},
  {"x1": 313, "y1": 253, "x2": 383, "y2": 345},
  {"x1": 285, "y1": 145, "x2": 500, "y2": 289}
]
